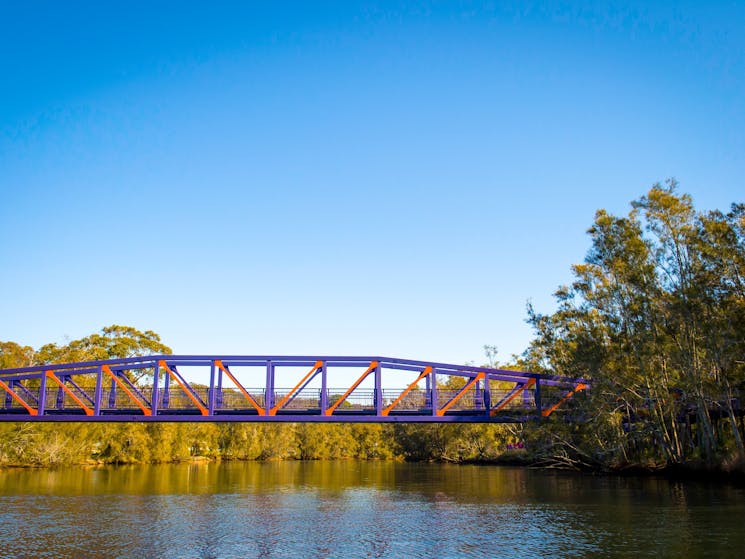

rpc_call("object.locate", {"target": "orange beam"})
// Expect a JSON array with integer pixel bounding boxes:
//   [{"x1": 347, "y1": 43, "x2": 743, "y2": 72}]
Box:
[
  {"x1": 325, "y1": 361, "x2": 378, "y2": 416},
  {"x1": 271, "y1": 361, "x2": 323, "y2": 416},
  {"x1": 0, "y1": 379, "x2": 37, "y2": 416},
  {"x1": 542, "y1": 383, "x2": 588, "y2": 417},
  {"x1": 102, "y1": 365, "x2": 151, "y2": 416},
  {"x1": 45, "y1": 371, "x2": 94, "y2": 416},
  {"x1": 490, "y1": 378, "x2": 536, "y2": 416},
  {"x1": 381, "y1": 366, "x2": 433, "y2": 417},
  {"x1": 159, "y1": 360, "x2": 209, "y2": 416},
  {"x1": 215, "y1": 360, "x2": 265, "y2": 416},
  {"x1": 437, "y1": 372, "x2": 485, "y2": 416}
]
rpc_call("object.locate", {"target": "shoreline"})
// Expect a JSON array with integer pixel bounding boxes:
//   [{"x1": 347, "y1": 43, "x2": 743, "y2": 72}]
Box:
[{"x1": 2, "y1": 454, "x2": 743, "y2": 486}]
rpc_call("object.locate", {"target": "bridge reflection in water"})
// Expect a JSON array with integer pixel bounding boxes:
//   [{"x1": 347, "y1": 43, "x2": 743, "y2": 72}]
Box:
[{"x1": 0, "y1": 355, "x2": 587, "y2": 422}]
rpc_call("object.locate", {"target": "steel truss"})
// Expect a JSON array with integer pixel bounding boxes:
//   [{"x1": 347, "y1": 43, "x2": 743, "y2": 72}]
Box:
[{"x1": 0, "y1": 355, "x2": 588, "y2": 422}]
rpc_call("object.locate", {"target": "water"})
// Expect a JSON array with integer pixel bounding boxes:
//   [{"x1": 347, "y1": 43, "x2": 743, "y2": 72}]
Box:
[{"x1": 0, "y1": 461, "x2": 742, "y2": 558}]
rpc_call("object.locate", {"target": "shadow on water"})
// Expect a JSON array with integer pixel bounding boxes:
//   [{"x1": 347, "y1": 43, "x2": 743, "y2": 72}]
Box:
[{"x1": 1, "y1": 462, "x2": 743, "y2": 558}]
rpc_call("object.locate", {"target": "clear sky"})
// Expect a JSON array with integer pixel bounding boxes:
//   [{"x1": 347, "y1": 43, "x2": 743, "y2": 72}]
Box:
[{"x1": 1, "y1": 1, "x2": 743, "y2": 367}]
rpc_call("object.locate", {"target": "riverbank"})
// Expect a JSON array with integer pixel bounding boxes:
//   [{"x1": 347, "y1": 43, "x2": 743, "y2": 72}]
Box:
[{"x1": 3, "y1": 444, "x2": 743, "y2": 487}]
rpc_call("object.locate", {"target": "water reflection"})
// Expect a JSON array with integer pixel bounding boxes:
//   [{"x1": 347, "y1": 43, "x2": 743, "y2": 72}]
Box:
[{"x1": 1, "y1": 462, "x2": 743, "y2": 558}]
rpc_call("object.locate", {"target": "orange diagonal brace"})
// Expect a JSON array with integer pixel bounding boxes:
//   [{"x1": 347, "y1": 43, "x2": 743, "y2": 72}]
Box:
[
  {"x1": 541, "y1": 383, "x2": 588, "y2": 417},
  {"x1": 159, "y1": 360, "x2": 209, "y2": 416},
  {"x1": 437, "y1": 372, "x2": 485, "y2": 416},
  {"x1": 0, "y1": 379, "x2": 37, "y2": 416},
  {"x1": 271, "y1": 361, "x2": 323, "y2": 416},
  {"x1": 325, "y1": 361, "x2": 378, "y2": 416},
  {"x1": 215, "y1": 360, "x2": 265, "y2": 416},
  {"x1": 102, "y1": 365, "x2": 151, "y2": 416},
  {"x1": 381, "y1": 366, "x2": 433, "y2": 417},
  {"x1": 45, "y1": 371, "x2": 94, "y2": 416},
  {"x1": 490, "y1": 378, "x2": 536, "y2": 416}
]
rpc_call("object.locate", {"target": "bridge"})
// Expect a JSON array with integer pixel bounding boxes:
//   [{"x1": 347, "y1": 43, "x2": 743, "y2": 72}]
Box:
[{"x1": 0, "y1": 355, "x2": 588, "y2": 422}]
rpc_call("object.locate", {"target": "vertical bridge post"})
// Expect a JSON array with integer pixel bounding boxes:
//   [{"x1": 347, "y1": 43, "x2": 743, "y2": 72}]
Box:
[
  {"x1": 483, "y1": 374, "x2": 491, "y2": 413},
  {"x1": 38, "y1": 370, "x2": 47, "y2": 417},
  {"x1": 374, "y1": 362, "x2": 382, "y2": 416},
  {"x1": 151, "y1": 361, "x2": 160, "y2": 416},
  {"x1": 320, "y1": 361, "x2": 328, "y2": 415},
  {"x1": 431, "y1": 369, "x2": 438, "y2": 416},
  {"x1": 208, "y1": 361, "x2": 216, "y2": 416},
  {"x1": 265, "y1": 360, "x2": 274, "y2": 416},
  {"x1": 94, "y1": 366, "x2": 103, "y2": 416},
  {"x1": 216, "y1": 363, "x2": 224, "y2": 408}
]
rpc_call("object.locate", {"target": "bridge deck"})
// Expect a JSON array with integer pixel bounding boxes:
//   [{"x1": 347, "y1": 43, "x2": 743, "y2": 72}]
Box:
[{"x1": 0, "y1": 355, "x2": 588, "y2": 422}]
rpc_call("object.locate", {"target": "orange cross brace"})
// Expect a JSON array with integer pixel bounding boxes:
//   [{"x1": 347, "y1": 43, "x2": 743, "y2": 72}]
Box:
[
  {"x1": 381, "y1": 366, "x2": 433, "y2": 417},
  {"x1": 541, "y1": 383, "x2": 588, "y2": 417},
  {"x1": 325, "y1": 361, "x2": 378, "y2": 416},
  {"x1": 214, "y1": 360, "x2": 265, "y2": 416},
  {"x1": 0, "y1": 379, "x2": 37, "y2": 416},
  {"x1": 102, "y1": 365, "x2": 151, "y2": 416},
  {"x1": 159, "y1": 360, "x2": 209, "y2": 416},
  {"x1": 490, "y1": 378, "x2": 536, "y2": 416},
  {"x1": 271, "y1": 361, "x2": 323, "y2": 416},
  {"x1": 45, "y1": 371, "x2": 94, "y2": 416},
  {"x1": 437, "y1": 372, "x2": 485, "y2": 416}
]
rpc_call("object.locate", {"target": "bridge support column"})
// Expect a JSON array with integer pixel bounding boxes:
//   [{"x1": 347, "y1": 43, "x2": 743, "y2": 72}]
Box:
[
  {"x1": 4, "y1": 382, "x2": 12, "y2": 409},
  {"x1": 483, "y1": 375, "x2": 491, "y2": 413},
  {"x1": 374, "y1": 362, "x2": 382, "y2": 416},
  {"x1": 38, "y1": 371, "x2": 47, "y2": 417},
  {"x1": 3, "y1": 381, "x2": 11, "y2": 409},
  {"x1": 109, "y1": 378, "x2": 116, "y2": 408},
  {"x1": 151, "y1": 362, "x2": 160, "y2": 416},
  {"x1": 320, "y1": 362, "x2": 328, "y2": 414},
  {"x1": 265, "y1": 361, "x2": 274, "y2": 415},
  {"x1": 94, "y1": 366, "x2": 103, "y2": 416},
  {"x1": 56, "y1": 377, "x2": 65, "y2": 409},
  {"x1": 216, "y1": 365, "x2": 223, "y2": 408},
  {"x1": 474, "y1": 378, "x2": 483, "y2": 410},
  {"x1": 534, "y1": 377, "x2": 542, "y2": 416},
  {"x1": 208, "y1": 361, "x2": 216, "y2": 416},
  {"x1": 162, "y1": 367, "x2": 171, "y2": 409},
  {"x1": 431, "y1": 369, "x2": 438, "y2": 416}
]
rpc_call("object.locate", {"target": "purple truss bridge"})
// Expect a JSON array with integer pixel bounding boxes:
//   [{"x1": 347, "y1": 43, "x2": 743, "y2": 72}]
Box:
[{"x1": 0, "y1": 355, "x2": 588, "y2": 422}]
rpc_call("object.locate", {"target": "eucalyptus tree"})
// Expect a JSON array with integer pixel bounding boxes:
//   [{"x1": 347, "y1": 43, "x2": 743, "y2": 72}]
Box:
[{"x1": 525, "y1": 181, "x2": 744, "y2": 469}]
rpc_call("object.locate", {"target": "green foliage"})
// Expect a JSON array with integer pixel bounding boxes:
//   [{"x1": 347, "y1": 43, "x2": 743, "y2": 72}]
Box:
[
  {"x1": 35, "y1": 325, "x2": 172, "y2": 364},
  {"x1": 524, "y1": 181, "x2": 745, "y2": 471},
  {"x1": 393, "y1": 424, "x2": 512, "y2": 462},
  {"x1": 0, "y1": 341, "x2": 35, "y2": 369},
  {"x1": 0, "y1": 423, "x2": 100, "y2": 466}
]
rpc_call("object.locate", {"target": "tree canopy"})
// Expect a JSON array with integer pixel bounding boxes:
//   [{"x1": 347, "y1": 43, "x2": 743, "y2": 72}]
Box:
[{"x1": 524, "y1": 181, "x2": 745, "y2": 469}]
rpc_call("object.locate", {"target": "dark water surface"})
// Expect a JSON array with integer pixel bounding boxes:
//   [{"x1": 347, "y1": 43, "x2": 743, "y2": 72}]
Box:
[{"x1": 0, "y1": 461, "x2": 742, "y2": 558}]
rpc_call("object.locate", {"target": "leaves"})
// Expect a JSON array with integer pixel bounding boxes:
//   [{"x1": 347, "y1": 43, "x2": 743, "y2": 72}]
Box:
[
  {"x1": 524, "y1": 180, "x2": 745, "y2": 469},
  {"x1": 34, "y1": 324, "x2": 172, "y2": 364}
]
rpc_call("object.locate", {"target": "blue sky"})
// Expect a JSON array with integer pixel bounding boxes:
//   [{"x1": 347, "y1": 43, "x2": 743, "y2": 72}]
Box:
[{"x1": 1, "y1": 1, "x2": 743, "y2": 367}]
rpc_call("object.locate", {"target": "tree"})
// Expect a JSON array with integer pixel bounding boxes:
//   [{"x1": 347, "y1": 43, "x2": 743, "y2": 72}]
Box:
[
  {"x1": 0, "y1": 341, "x2": 35, "y2": 369},
  {"x1": 35, "y1": 324, "x2": 172, "y2": 364},
  {"x1": 523, "y1": 181, "x2": 745, "y2": 470}
]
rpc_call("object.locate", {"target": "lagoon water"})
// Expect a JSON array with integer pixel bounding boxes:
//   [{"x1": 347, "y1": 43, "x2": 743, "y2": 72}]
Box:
[{"x1": 0, "y1": 461, "x2": 743, "y2": 558}]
